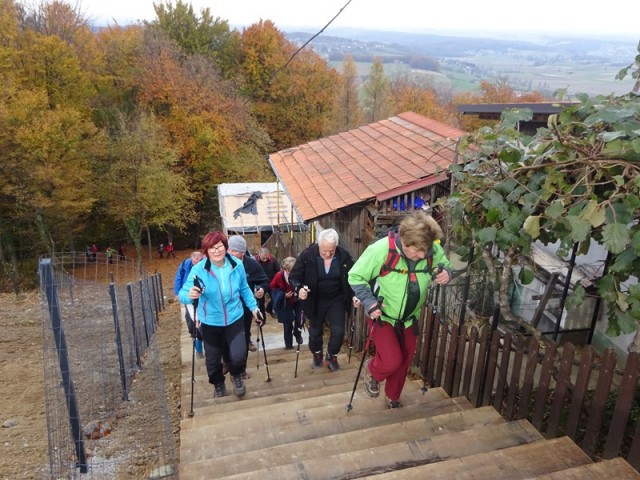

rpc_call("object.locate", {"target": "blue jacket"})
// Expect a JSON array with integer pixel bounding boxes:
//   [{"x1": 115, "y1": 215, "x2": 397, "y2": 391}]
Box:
[
  {"x1": 178, "y1": 254, "x2": 258, "y2": 327},
  {"x1": 174, "y1": 258, "x2": 197, "y2": 295}
]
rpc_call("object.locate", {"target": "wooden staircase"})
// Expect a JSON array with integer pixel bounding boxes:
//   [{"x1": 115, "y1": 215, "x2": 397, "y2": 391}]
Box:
[{"x1": 178, "y1": 321, "x2": 640, "y2": 479}]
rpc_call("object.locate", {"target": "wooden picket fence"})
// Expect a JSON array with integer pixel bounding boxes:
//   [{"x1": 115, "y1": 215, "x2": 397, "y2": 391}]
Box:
[{"x1": 416, "y1": 307, "x2": 640, "y2": 471}]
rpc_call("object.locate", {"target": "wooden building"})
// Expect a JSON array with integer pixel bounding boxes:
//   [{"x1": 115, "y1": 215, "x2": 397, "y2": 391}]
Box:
[{"x1": 268, "y1": 111, "x2": 466, "y2": 257}]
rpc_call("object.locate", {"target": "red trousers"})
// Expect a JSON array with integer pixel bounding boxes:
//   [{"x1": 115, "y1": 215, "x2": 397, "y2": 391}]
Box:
[{"x1": 367, "y1": 317, "x2": 417, "y2": 402}]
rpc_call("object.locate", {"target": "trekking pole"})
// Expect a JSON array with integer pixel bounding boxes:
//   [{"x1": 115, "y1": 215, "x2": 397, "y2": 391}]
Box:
[
  {"x1": 421, "y1": 264, "x2": 444, "y2": 394},
  {"x1": 294, "y1": 309, "x2": 304, "y2": 378},
  {"x1": 346, "y1": 297, "x2": 383, "y2": 412},
  {"x1": 257, "y1": 319, "x2": 272, "y2": 382},
  {"x1": 348, "y1": 306, "x2": 357, "y2": 364},
  {"x1": 188, "y1": 275, "x2": 203, "y2": 418}
]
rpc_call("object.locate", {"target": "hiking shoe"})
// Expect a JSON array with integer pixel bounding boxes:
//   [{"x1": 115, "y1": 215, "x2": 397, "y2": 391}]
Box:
[
  {"x1": 247, "y1": 341, "x2": 257, "y2": 352},
  {"x1": 213, "y1": 382, "x2": 226, "y2": 398},
  {"x1": 231, "y1": 375, "x2": 246, "y2": 397},
  {"x1": 363, "y1": 360, "x2": 379, "y2": 397},
  {"x1": 294, "y1": 330, "x2": 303, "y2": 345},
  {"x1": 324, "y1": 352, "x2": 340, "y2": 372},
  {"x1": 312, "y1": 351, "x2": 323, "y2": 368},
  {"x1": 387, "y1": 397, "x2": 403, "y2": 409}
]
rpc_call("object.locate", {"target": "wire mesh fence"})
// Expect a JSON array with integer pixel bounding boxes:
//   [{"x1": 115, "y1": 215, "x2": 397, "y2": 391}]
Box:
[{"x1": 39, "y1": 253, "x2": 176, "y2": 479}]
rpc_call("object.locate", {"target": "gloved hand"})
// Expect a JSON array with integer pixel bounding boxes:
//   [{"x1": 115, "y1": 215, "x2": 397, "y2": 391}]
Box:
[{"x1": 253, "y1": 309, "x2": 265, "y2": 326}]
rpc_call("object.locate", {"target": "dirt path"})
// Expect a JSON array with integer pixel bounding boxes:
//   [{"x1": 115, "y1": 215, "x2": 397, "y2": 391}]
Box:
[{"x1": 0, "y1": 252, "x2": 186, "y2": 479}]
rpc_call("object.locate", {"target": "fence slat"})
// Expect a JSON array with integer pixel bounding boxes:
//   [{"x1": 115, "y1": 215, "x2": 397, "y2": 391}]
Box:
[
  {"x1": 494, "y1": 332, "x2": 512, "y2": 413},
  {"x1": 471, "y1": 328, "x2": 490, "y2": 406},
  {"x1": 517, "y1": 338, "x2": 540, "y2": 420},
  {"x1": 505, "y1": 335, "x2": 525, "y2": 420},
  {"x1": 443, "y1": 323, "x2": 459, "y2": 393},
  {"x1": 482, "y1": 331, "x2": 501, "y2": 407},
  {"x1": 627, "y1": 411, "x2": 640, "y2": 470},
  {"x1": 420, "y1": 304, "x2": 434, "y2": 376},
  {"x1": 532, "y1": 342, "x2": 557, "y2": 430},
  {"x1": 426, "y1": 312, "x2": 441, "y2": 386},
  {"x1": 451, "y1": 326, "x2": 467, "y2": 397},
  {"x1": 461, "y1": 327, "x2": 478, "y2": 397},
  {"x1": 434, "y1": 319, "x2": 449, "y2": 387},
  {"x1": 547, "y1": 343, "x2": 575, "y2": 438},
  {"x1": 603, "y1": 351, "x2": 640, "y2": 459},
  {"x1": 583, "y1": 349, "x2": 617, "y2": 456},
  {"x1": 566, "y1": 346, "x2": 595, "y2": 440}
]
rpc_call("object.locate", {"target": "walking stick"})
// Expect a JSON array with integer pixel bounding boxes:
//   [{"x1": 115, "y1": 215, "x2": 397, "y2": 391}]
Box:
[
  {"x1": 348, "y1": 306, "x2": 357, "y2": 364},
  {"x1": 346, "y1": 297, "x2": 383, "y2": 412},
  {"x1": 188, "y1": 275, "x2": 203, "y2": 418},
  {"x1": 294, "y1": 308, "x2": 304, "y2": 378},
  {"x1": 257, "y1": 321, "x2": 272, "y2": 382}
]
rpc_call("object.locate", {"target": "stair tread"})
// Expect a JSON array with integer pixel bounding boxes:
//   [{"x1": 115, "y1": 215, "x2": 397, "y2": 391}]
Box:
[
  {"x1": 359, "y1": 436, "x2": 593, "y2": 479},
  {"x1": 180, "y1": 405, "x2": 508, "y2": 478},
  {"x1": 531, "y1": 457, "x2": 640, "y2": 479}
]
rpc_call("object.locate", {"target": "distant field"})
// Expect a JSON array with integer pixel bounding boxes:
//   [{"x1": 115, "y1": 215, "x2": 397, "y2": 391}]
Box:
[{"x1": 330, "y1": 57, "x2": 635, "y2": 97}]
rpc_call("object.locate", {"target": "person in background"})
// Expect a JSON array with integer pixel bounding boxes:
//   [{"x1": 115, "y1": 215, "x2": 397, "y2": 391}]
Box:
[
  {"x1": 157, "y1": 243, "x2": 165, "y2": 258},
  {"x1": 90, "y1": 244, "x2": 98, "y2": 261},
  {"x1": 117, "y1": 244, "x2": 126, "y2": 261},
  {"x1": 269, "y1": 257, "x2": 303, "y2": 349},
  {"x1": 165, "y1": 241, "x2": 176, "y2": 258},
  {"x1": 105, "y1": 245, "x2": 115, "y2": 264},
  {"x1": 174, "y1": 251, "x2": 205, "y2": 358},
  {"x1": 227, "y1": 235, "x2": 270, "y2": 374},
  {"x1": 289, "y1": 228, "x2": 360, "y2": 372},
  {"x1": 254, "y1": 247, "x2": 281, "y2": 318},
  {"x1": 179, "y1": 231, "x2": 262, "y2": 398},
  {"x1": 348, "y1": 210, "x2": 452, "y2": 408}
]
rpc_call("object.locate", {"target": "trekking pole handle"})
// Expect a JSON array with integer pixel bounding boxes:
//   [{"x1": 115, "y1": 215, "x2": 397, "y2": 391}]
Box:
[{"x1": 192, "y1": 275, "x2": 203, "y2": 310}]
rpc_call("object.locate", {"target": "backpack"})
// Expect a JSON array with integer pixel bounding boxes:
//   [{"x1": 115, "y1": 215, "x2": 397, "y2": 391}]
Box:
[{"x1": 379, "y1": 231, "x2": 434, "y2": 281}]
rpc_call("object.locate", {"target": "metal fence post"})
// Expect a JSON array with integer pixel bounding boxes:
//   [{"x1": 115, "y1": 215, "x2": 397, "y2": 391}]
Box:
[
  {"x1": 39, "y1": 259, "x2": 88, "y2": 474},
  {"x1": 139, "y1": 279, "x2": 150, "y2": 347},
  {"x1": 127, "y1": 283, "x2": 142, "y2": 368},
  {"x1": 109, "y1": 282, "x2": 128, "y2": 401}
]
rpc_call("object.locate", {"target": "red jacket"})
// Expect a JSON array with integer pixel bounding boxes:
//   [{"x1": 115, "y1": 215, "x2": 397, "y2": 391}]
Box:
[{"x1": 270, "y1": 271, "x2": 296, "y2": 307}]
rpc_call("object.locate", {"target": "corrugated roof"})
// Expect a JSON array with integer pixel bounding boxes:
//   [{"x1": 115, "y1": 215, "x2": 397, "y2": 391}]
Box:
[{"x1": 268, "y1": 112, "x2": 465, "y2": 222}]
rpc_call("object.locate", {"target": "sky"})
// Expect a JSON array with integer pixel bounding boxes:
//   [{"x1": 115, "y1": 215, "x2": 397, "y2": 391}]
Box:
[{"x1": 79, "y1": 0, "x2": 638, "y2": 39}]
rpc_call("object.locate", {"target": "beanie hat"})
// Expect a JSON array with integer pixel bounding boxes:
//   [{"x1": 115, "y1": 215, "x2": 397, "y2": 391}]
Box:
[{"x1": 227, "y1": 235, "x2": 247, "y2": 253}]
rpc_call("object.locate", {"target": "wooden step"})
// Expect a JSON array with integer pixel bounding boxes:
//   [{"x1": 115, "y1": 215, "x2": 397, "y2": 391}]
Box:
[
  {"x1": 531, "y1": 457, "x2": 640, "y2": 479},
  {"x1": 361, "y1": 436, "x2": 593, "y2": 479},
  {"x1": 208, "y1": 419, "x2": 542, "y2": 480},
  {"x1": 180, "y1": 405, "x2": 506, "y2": 478},
  {"x1": 180, "y1": 395, "x2": 471, "y2": 463}
]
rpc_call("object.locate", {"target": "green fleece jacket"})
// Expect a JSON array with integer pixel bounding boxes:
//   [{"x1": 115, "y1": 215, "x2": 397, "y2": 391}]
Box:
[{"x1": 348, "y1": 235, "x2": 451, "y2": 328}]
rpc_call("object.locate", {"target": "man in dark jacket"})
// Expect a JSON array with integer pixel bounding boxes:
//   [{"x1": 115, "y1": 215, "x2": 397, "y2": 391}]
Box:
[
  {"x1": 289, "y1": 228, "x2": 360, "y2": 372},
  {"x1": 227, "y1": 236, "x2": 270, "y2": 368}
]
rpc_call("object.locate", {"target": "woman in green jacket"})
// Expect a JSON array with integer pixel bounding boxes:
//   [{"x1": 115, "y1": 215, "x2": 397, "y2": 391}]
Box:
[{"x1": 348, "y1": 211, "x2": 452, "y2": 408}]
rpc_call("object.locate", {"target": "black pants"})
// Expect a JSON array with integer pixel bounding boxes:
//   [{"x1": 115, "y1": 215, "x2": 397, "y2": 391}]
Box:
[
  {"x1": 308, "y1": 296, "x2": 345, "y2": 356},
  {"x1": 200, "y1": 319, "x2": 246, "y2": 385}
]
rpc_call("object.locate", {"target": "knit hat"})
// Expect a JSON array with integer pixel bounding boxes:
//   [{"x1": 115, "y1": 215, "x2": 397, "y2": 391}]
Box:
[{"x1": 227, "y1": 235, "x2": 247, "y2": 253}]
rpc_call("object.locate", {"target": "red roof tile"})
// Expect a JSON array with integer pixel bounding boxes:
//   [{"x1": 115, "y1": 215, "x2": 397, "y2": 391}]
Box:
[{"x1": 268, "y1": 112, "x2": 466, "y2": 222}]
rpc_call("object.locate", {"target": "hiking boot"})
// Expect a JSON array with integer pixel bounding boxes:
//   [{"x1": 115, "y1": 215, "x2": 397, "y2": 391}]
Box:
[
  {"x1": 324, "y1": 352, "x2": 340, "y2": 372},
  {"x1": 312, "y1": 351, "x2": 323, "y2": 368},
  {"x1": 363, "y1": 360, "x2": 379, "y2": 397},
  {"x1": 213, "y1": 382, "x2": 226, "y2": 398},
  {"x1": 294, "y1": 330, "x2": 303, "y2": 345},
  {"x1": 387, "y1": 397, "x2": 403, "y2": 409},
  {"x1": 247, "y1": 341, "x2": 257, "y2": 352},
  {"x1": 231, "y1": 375, "x2": 246, "y2": 397}
]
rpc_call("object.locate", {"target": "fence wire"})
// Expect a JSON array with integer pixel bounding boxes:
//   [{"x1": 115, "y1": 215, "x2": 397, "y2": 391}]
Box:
[{"x1": 39, "y1": 253, "x2": 176, "y2": 479}]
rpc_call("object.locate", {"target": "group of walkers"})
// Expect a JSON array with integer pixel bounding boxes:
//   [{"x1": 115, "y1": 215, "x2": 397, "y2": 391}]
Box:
[{"x1": 174, "y1": 209, "x2": 452, "y2": 408}]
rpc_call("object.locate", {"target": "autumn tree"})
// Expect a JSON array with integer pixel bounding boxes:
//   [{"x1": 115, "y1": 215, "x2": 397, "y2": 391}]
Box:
[
  {"x1": 329, "y1": 55, "x2": 363, "y2": 133},
  {"x1": 239, "y1": 20, "x2": 338, "y2": 149},
  {"x1": 362, "y1": 57, "x2": 392, "y2": 123},
  {"x1": 446, "y1": 91, "x2": 640, "y2": 350},
  {"x1": 388, "y1": 73, "x2": 455, "y2": 124},
  {"x1": 101, "y1": 110, "x2": 196, "y2": 271}
]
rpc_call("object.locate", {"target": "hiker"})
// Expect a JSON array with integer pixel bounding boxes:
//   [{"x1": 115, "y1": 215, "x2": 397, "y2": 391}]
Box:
[
  {"x1": 269, "y1": 256, "x2": 303, "y2": 349},
  {"x1": 117, "y1": 244, "x2": 126, "y2": 261},
  {"x1": 254, "y1": 247, "x2": 281, "y2": 319},
  {"x1": 105, "y1": 245, "x2": 115, "y2": 264},
  {"x1": 227, "y1": 235, "x2": 270, "y2": 370},
  {"x1": 348, "y1": 210, "x2": 452, "y2": 408},
  {"x1": 157, "y1": 243, "x2": 164, "y2": 258},
  {"x1": 178, "y1": 231, "x2": 262, "y2": 398},
  {"x1": 174, "y1": 251, "x2": 205, "y2": 359},
  {"x1": 165, "y1": 241, "x2": 176, "y2": 258},
  {"x1": 289, "y1": 228, "x2": 360, "y2": 372},
  {"x1": 90, "y1": 243, "x2": 98, "y2": 262}
]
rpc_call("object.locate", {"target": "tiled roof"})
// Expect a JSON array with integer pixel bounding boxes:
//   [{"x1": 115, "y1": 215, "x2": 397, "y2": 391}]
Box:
[{"x1": 268, "y1": 111, "x2": 466, "y2": 222}]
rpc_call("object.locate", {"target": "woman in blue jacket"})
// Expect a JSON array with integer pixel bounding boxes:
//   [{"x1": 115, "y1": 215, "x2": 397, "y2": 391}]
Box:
[{"x1": 179, "y1": 231, "x2": 262, "y2": 398}]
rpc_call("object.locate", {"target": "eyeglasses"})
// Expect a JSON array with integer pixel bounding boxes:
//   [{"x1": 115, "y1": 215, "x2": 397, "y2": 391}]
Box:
[{"x1": 209, "y1": 244, "x2": 226, "y2": 253}]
